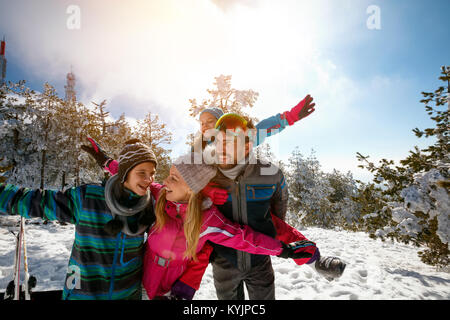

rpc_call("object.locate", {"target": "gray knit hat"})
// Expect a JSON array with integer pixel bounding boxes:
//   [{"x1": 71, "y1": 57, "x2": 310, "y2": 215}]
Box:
[
  {"x1": 118, "y1": 139, "x2": 158, "y2": 183},
  {"x1": 200, "y1": 107, "x2": 224, "y2": 121},
  {"x1": 173, "y1": 153, "x2": 217, "y2": 194}
]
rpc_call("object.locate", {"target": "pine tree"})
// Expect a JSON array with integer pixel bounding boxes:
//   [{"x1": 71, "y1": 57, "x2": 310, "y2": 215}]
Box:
[
  {"x1": 186, "y1": 74, "x2": 260, "y2": 149},
  {"x1": 134, "y1": 112, "x2": 172, "y2": 183},
  {"x1": 55, "y1": 99, "x2": 104, "y2": 187},
  {"x1": 107, "y1": 113, "x2": 134, "y2": 157},
  {"x1": 351, "y1": 181, "x2": 388, "y2": 236},
  {"x1": 0, "y1": 81, "x2": 16, "y2": 183},
  {"x1": 86, "y1": 101, "x2": 134, "y2": 168},
  {"x1": 255, "y1": 142, "x2": 276, "y2": 163},
  {"x1": 286, "y1": 147, "x2": 362, "y2": 230},
  {"x1": 33, "y1": 83, "x2": 64, "y2": 189},
  {"x1": 286, "y1": 148, "x2": 334, "y2": 228},
  {"x1": 326, "y1": 169, "x2": 360, "y2": 230},
  {"x1": 91, "y1": 100, "x2": 111, "y2": 136},
  {"x1": 356, "y1": 67, "x2": 449, "y2": 268},
  {"x1": 188, "y1": 74, "x2": 259, "y2": 121},
  {"x1": 0, "y1": 80, "x2": 42, "y2": 187}
]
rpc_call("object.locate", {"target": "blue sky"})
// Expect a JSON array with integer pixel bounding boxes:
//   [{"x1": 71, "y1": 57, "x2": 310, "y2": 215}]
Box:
[{"x1": 1, "y1": 0, "x2": 449, "y2": 182}]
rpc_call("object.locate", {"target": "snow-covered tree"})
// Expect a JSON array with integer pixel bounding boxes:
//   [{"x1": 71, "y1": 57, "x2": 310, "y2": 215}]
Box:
[
  {"x1": 326, "y1": 169, "x2": 360, "y2": 229},
  {"x1": 286, "y1": 147, "x2": 362, "y2": 230},
  {"x1": 357, "y1": 67, "x2": 449, "y2": 268},
  {"x1": 0, "y1": 81, "x2": 174, "y2": 189},
  {"x1": 134, "y1": 112, "x2": 172, "y2": 183},
  {"x1": 0, "y1": 81, "x2": 42, "y2": 187},
  {"x1": 286, "y1": 148, "x2": 334, "y2": 228},
  {"x1": 255, "y1": 142, "x2": 277, "y2": 163},
  {"x1": 188, "y1": 74, "x2": 259, "y2": 121}
]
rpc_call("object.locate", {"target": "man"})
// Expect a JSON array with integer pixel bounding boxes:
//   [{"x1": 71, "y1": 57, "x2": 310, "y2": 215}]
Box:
[
  {"x1": 207, "y1": 113, "x2": 346, "y2": 300},
  {"x1": 207, "y1": 114, "x2": 291, "y2": 300}
]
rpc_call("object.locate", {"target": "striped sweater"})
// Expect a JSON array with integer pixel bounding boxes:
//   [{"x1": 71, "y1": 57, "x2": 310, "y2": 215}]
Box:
[{"x1": 0, "y1": 183, "x2": 154, "y2": 300}]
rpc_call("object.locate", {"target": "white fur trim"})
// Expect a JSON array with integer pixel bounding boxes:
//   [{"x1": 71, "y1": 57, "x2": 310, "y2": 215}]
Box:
[{"x1": 201, "y1": 197, "x2": 213, "y2": 210}]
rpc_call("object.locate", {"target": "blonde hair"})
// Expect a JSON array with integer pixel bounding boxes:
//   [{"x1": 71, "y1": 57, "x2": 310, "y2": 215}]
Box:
[{"x1": 154, "y1": 189, "x2": 204, "y2": 261}]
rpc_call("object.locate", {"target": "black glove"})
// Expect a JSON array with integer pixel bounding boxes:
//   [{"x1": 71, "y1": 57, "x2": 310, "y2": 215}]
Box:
[
  {"x1": 278, "y1": 241, "x2": 315, "y2": 259},
  {"x1": 170, "y1": 280, "x2": 196, "y2": 300},
  {"x1": 81, "y1": 136, "x2": 112, "y2": 169}
]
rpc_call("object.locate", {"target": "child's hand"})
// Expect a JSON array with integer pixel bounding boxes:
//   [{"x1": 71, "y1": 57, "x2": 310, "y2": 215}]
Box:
[
  {"x1": 201, "y1": 182, "x2": 229, "y2": 205},
  {"x1": 283, "y1": 95, "x2": 315, "y2": 125},
  {"x1": 278, "y1": 240, "x2": 315, "y2": 259},
  {"x1": 81, "y1": 136, "x2": 112, "y2": 169}
]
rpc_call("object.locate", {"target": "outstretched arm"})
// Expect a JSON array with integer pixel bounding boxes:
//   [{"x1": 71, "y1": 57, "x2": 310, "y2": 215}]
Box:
[
  {"x1": 254, "y1": 94, "x2": 315, "y2": 146},
  {"x1": 0, "y1": 183, "x2": 80, "y2": 224},
  {"x1": 81, "y1": 136, "x2": 118, "y2": 175},
  {"x1": 200, "y1": 205, "x2": 313, "y2": 261},
  {"x1": 200, "y1": 206, "x2": 284, "y2": 256},
  {"x1": 271, "y1": 213, "x2": 318, "y2": 266},
  {"x1": 82, "y1": 137, "x2": 229, "y2": 205}
]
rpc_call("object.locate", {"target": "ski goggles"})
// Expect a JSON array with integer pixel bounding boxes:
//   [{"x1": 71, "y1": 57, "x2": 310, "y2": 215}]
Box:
[
  {"x1": 214, "y1": 113, "x2": 255, "y2": 143},
  {"x1": 215, "y1": 113, "x2": 248, "y2": 131}
]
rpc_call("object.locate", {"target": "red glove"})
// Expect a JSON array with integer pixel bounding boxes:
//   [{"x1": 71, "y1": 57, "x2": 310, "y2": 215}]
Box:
[
  {"x1": 283, "y1": 94, "x2": 315, "y2": 125},
  {"x1": 201, "y1": 182, "x2": 229, "y2": 205}
]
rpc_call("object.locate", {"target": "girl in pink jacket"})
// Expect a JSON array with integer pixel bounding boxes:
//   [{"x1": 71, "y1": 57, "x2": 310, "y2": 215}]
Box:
[{"x1": 142, "y1": 154, "x2": 311, "y2": 299}]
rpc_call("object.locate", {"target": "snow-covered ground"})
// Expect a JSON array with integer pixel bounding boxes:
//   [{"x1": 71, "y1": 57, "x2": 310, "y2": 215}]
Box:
[{"x1": 1, "y1": 215, "x2": 449, "y2": 300}]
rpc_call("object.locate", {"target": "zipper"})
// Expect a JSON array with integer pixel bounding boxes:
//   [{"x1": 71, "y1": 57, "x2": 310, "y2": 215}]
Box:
[
  {"x1": 108, "y1": 232, "x2": 122, "y2": 299},
  {"x1": 235, "y1": 176, "x2": 250, "y2": 272},
  {"x1": 235, "y1": 178, "x2": 242, "y2": 224},
  {"x1": 246, "y1": 185, "x2": 275, "y2": 199}
]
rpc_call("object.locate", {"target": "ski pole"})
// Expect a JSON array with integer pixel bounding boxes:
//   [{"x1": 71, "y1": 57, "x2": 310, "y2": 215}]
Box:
[
  {"x1": 14, "y1": 218, "x2": 24, "y2": 300},
  {"x1": 22, "y1": 217, "x2": 31, "y2": 300},
  {"x1": 4, "y1": 230, "x2": 19, "y2": 300}
]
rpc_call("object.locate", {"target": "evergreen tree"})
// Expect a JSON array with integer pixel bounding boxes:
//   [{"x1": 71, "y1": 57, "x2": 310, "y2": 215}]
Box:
[
  {"x1": 0, "y1": 80, "x2": 41, "y2": 187},
  {"x1": 186, "y1": 74, "x2": 260, "y2": 150},
  {"x1": 0, "y1": 80, "x2": 174, "y2": 190},
  {"x1": 91, "y1": 99, "x2": 111, "y2": 136},
  {"x1": 286, "y1": 148, "x2": 334, "y2": 228},
  {"x1": 286, "y1": 147, "x2": 362, "y2": 230},
  {"x1": 33, "y1": 83, "x2": 62, "y2": 189},
  {"x1": 188, "y1": 74, "x2": 260, "y2": 121},
  {"x1": 255, "y1": 142, "x2": 276, "y2": 163},
  {"x1": 326, "y1": 169, "x2": 360, "y2": 230},
  {"x1": 357, "y1": 67, "x2": 449, "y2": 268},
  {"x1": 134, "y1": 112, "x2": 172, "y2": 183},
  {"x1": 107, "y1": 113, "x2": 134, "y2": 157},
  {"x1": 351, "y1": 181, "x2": 388, "y2": 235}
]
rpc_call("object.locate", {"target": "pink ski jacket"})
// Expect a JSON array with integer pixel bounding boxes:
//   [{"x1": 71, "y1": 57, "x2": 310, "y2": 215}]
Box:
[{"x1": 142, "y1": 183, "x2": 284, "y2": 299}]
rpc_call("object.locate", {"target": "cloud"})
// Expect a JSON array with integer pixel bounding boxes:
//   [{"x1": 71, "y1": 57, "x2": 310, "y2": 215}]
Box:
[
  {"x1": 1, "y1": 0, "x2": 424, "y2": 179},
  {"x1": 210, "y1": 0, "x2": 261, "y2": 12}
]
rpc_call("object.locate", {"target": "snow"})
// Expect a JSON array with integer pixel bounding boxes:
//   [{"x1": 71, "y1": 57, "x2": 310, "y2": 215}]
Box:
[
  {"x1": 1, "y1": 215, "x2": 449, "y2": 300},
  {"x1": 0, "y1": 217, "x2": 75, "y2": 292}
]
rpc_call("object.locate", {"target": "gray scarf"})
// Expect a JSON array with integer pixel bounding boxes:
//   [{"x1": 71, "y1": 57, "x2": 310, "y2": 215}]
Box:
[{"x1": 104, "y1": 174, "x2": 152, "y2": 236}]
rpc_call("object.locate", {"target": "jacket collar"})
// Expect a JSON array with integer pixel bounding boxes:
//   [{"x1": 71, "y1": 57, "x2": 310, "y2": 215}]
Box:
[
  {"x1": 118, "y1": 186, "x2": 142, "y2": 207},
  {"x1": 164, "y1": 197, "x2": 213, "y2": 220}
]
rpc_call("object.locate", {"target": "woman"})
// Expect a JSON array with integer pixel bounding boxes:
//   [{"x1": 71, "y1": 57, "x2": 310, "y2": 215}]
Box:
[{"x1": 141, "y1": 154, "x2": 313, "y2": 299}]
